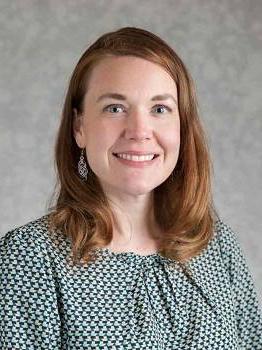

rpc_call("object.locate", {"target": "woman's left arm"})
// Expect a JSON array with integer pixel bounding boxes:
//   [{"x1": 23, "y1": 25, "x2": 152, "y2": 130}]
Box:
[{"x1": 217, "y1": 221, "x2": 262, "y2": 349}]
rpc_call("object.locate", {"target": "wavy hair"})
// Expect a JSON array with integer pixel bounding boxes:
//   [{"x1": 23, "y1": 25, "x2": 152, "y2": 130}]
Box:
[{"x1": 48, "y1": 26, "x2": 219, "y2": 266}]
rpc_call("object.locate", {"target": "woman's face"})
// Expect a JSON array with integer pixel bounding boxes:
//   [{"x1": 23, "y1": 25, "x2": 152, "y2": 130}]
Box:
[{"x1": 74, "y1": 55, "x2": 180, "y2": 197}]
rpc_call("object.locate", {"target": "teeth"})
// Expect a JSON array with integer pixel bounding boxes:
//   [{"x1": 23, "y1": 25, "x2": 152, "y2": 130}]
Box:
[{"x1": 116, "y1": 153, "x2": 155, "y2": 161}]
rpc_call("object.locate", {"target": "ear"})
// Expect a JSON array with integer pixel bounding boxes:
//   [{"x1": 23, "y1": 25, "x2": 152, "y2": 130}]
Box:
[{"x1": 73, "y1": 108, "x2": 85, "y2": 148}]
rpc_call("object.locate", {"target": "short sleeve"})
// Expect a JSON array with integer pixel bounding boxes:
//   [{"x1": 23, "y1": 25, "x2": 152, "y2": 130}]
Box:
[
  {"x1": 217, "y1": 221, "x2": 262, "y2": 349},
  {"x1": 0, "y1": 227, "x2": 62, "y2": 349}
]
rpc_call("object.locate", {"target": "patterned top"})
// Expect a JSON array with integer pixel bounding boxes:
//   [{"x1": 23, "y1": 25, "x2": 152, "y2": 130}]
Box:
[{"x1": 0, "y1": 215, "x2": 261, "y2": 350}]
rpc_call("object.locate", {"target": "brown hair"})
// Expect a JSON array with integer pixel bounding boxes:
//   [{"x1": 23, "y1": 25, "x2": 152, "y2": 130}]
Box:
[{"x1": 48, "y1": 26, "x2": 219, "y2": 266}]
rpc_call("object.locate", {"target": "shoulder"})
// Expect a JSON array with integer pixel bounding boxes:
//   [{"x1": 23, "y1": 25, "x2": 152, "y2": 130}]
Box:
[
  {"x1": 0, "y1": 214, "x2": 71, "y2": 263},
  {"x1": 188, "y1": 218, "x2": 246, "y2": 275},
  {"x1": 1, "y1": 215, "x2": 52, "y2": 254},
  {"x1": 212, "y1": 218, "x2": 245, "y2": 264},
  {"x1": 198, "y1": 218, "x2": 254, "y2": 284},
  {"x1": 1, "y1": 215, "x2": 49, "y2": 255},
  {"x1": 213, "y1": 218, "x2": 240, "y2": 248}
]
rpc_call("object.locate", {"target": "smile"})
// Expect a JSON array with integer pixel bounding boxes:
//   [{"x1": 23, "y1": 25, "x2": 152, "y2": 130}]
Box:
[
  {"x1": 113, "y1": 153, "x2": 158, "y2": 161},
  {"x1": 112, "y1": 153, "x2": 160, "y2": 168}
]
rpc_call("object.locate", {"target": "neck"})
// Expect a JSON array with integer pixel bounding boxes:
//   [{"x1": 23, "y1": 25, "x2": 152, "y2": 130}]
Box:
[{"x1": 106, "y1": 190, "x2": 161, "y2": 248}]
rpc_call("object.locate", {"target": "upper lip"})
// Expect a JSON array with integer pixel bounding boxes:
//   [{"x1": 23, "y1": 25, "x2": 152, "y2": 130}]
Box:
[{"x1": 113, "y1": 151, "x2": 160, "y2": 155}]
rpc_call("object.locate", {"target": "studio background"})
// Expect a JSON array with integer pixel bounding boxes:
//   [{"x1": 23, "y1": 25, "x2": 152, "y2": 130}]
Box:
[{"x1": 0, "y1": 0, "x2": 261, "y2": 303}]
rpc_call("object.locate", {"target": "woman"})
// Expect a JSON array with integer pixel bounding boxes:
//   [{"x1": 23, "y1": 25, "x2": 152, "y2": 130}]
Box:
[{"x1": 0, "y1": 27, "x2": 261, "y2": 349}]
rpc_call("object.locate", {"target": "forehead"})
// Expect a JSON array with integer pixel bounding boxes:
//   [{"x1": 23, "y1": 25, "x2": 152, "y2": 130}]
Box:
[{"x1": 86, "y1": 55, "x2": 177, "y2": 96}]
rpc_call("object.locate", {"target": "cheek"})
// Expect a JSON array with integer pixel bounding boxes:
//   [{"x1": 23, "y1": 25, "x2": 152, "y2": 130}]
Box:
[
  {"x1": 85, "y1": 122, "x2": 117, "y2": 154},
  {"x1": 162, "y1": 123, "x2": 180, "y2": 152}
]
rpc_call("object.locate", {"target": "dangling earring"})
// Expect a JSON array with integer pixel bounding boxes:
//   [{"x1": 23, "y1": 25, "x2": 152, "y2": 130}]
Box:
[{"x1": 78, "y1": 148, "x2": 88, "y2": 180}]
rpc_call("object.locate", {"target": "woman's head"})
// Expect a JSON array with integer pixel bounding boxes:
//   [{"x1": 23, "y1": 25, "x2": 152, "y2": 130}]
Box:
[
  {"x1": 49, "y1": 27, "x2": 218, "y2": 265},
  {"x1": 54, "y1": 26, "x2": 200, "y2": 198},
  {"x1": 73, "y1": 55, "x2": 180, "y2": 198}
]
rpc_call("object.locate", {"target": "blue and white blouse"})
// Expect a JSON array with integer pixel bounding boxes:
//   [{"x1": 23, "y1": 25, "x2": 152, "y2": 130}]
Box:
[{"x1": 0, "y1": 215, "x2": 261, "y2": 349}]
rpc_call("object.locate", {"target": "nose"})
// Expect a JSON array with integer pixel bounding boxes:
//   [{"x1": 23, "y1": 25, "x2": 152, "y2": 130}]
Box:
[{"x1": 124, "y1": 109, "x2": 153, "y2": 141}]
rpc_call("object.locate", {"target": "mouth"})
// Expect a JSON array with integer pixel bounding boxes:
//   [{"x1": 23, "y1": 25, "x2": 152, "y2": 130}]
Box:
[
  {"x1": 112, "y1": 153, "x2": 160, "y2": 168},
  {"x1": 112, "y1": 153, "x2": 159, "y2": 160}
]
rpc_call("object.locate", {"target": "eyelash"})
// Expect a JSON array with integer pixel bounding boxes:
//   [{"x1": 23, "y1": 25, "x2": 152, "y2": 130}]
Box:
[{"x1": 103, "y1": 104, "x2": 172, "y2": 114}]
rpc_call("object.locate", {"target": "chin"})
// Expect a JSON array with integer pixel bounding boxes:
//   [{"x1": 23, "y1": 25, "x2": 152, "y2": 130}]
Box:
[
  {"x1": 100, "y1": 176, "x2": 166, "y2": 196},
  {"x1": 117, "y1": 183, "x2": 159, "y2": 196}
]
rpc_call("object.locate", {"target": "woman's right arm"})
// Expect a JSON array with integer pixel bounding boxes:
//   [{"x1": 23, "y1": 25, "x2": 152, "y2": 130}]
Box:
[{"x1": 0, "y1": 227, "x2": 62, "y2": 350}]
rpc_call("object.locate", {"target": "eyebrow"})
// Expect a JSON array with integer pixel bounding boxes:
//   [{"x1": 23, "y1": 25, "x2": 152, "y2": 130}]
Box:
[{"x1": 96, "y1": 93, "x2": 177, "y2": 105}]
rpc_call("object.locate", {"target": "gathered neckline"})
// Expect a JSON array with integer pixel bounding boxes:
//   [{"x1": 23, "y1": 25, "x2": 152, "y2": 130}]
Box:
[
  {"x1": 97, "y1": 247, "x2": 161, "y2": 259},
  {"x1": 93, "y1": 248, "x2": 179, "y2": 266}
]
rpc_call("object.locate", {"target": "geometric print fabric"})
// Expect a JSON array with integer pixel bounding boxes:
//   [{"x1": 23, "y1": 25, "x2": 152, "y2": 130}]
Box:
[{"x1": 0, "y1": 215, "x2": 261, "y2": 349}]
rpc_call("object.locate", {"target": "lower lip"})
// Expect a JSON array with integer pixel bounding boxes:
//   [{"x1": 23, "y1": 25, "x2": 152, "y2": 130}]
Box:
[{"x1": 113, "y1": 155, "x2": 160, "y2": 168}]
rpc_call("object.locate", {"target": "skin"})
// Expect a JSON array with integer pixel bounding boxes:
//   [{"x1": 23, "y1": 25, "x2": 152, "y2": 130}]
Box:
[{"x1": 73, "y1": 55, "x2": 180, "y2": 253}]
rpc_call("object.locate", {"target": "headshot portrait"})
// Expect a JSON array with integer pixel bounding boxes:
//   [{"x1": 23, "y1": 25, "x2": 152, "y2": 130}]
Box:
[{"x1": 0, "y1": 2, "x2": 261, "y2": 349}]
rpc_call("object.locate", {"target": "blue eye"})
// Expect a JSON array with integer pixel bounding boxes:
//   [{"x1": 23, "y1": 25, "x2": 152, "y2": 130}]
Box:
[
  {"x1": 152, "y1": 104, "x2": 172, "y2": 114},
  {"x1": 104, "y1": 104, "x2": 125, "y2": 113}
]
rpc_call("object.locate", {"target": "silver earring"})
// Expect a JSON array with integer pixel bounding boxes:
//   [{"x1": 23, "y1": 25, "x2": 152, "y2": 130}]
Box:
[{"x1": 78, "y1": 148, "x2": 88, "y2": 180}]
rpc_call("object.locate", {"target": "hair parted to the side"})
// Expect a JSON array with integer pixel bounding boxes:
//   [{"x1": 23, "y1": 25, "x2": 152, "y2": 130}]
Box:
[{"x1": 47, "y1": 26, "x2": 219, "y2": 266}]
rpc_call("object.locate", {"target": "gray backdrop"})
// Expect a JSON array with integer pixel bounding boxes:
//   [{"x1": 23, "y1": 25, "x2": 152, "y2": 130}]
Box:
[{"x1": 0, "y1": 0, "x2": 261, "y2": 303}]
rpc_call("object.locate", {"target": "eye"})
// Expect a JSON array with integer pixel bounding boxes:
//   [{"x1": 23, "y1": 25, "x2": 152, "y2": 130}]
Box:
[
  {"x1": 103, "y1": 104, "x2": 126, "y2": 114},
  {"x1": 152, "y1": 104, "x2": 172, "y2": 114}
]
